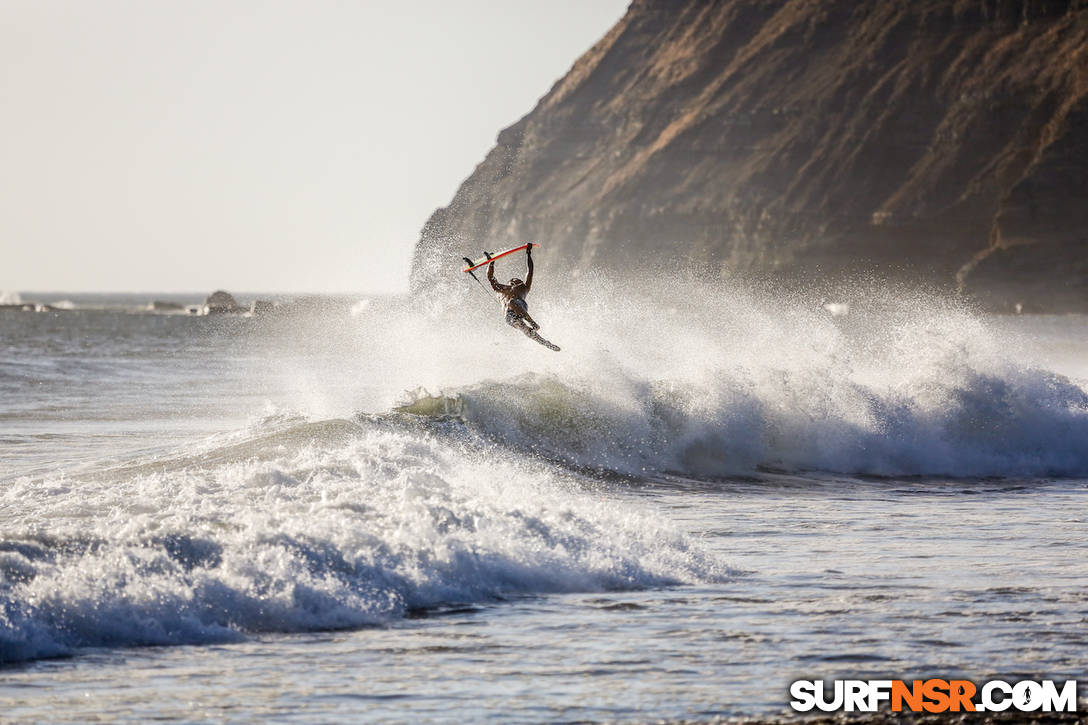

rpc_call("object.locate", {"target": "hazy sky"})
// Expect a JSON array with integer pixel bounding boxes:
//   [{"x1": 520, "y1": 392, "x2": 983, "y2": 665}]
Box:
[{"x1": 2, "y1": 0, "x2": 627, "y2": 294}]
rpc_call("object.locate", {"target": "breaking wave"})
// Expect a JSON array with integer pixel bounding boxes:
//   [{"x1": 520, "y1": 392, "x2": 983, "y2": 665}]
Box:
[
  {"x1": 5, "y1": 271, "x2": 1088, "y2": 664},
  {"x1": 391, "y1": 275, "x2": 1088, "y2": 479},
  {"x1": 399, "y1": 364, "x2": 1088, "y2": 478},
  {"x1": 0, "y1": 418, "x2": 727, "y2": 664}
]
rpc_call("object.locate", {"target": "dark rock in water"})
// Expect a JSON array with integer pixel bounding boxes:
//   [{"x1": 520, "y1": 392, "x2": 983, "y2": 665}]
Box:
[
  {"x1": 411, "y1": 0, "x2": 1088, "y2": 312},
  {"x1": 150, "y1": 300, "x2": 185, "y2": 312},
  {"x1": 0, "y1": 293, "x2": 40, "y2": 312},
  {"x1": 203, "y1": 290, "x2": 243, "y2": 314}
]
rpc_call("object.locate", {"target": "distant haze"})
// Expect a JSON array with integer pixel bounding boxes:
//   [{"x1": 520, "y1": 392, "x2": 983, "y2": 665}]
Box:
[{"x1": 1, "y1": 0, "x2": 626, "y2": 294}]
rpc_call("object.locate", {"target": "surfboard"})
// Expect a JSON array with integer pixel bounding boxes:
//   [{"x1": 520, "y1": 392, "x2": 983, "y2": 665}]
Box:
[{"x1": 461, "y1": 243, "x2": 537, "y2": 273}]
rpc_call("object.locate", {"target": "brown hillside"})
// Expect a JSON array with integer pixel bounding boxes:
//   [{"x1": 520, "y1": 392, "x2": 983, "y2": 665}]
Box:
[{"x1": 411, "y1": 0, "x2": 1088, "y2": 311}]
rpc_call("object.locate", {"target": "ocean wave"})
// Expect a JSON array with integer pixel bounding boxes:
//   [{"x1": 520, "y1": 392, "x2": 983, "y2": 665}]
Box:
[
  {"x1": 397, "y1": 364, "x2": 1088, "y2": 478},
  {"x1": 390, "y1": 277, "x2": 1088, "y2": 479},
  {"x1": 7, "y1": 275, "x2": 1087, "y2": 663},
  {"x1": 0, "y1": 421, "x2": 727, "y2": 663}
]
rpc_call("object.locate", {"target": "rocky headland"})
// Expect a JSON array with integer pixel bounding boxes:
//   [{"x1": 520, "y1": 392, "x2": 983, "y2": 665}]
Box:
[{"x1": 412, "y1": 0, "x2": 1088, "y2": 312}]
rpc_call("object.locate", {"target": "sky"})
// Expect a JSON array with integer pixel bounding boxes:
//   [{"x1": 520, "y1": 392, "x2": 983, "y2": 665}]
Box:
[{"x1": 1, "y1": 0, "x2": 628, "y2": 294}]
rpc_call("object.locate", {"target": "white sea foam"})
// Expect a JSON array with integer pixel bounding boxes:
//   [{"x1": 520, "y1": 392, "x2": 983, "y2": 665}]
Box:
[
  {"x1": 5, "y1": 271, "x2": 1088, "y2": 664},
  {"x1": 0, "y1": 419, "x2": 727, "y2": 663},
  {"x1": 413, "y1": 361, "x2": 1088, "y2": 478},
  {"x1": 374, "y1": 274, "x2": 1088, "y2": 478}
]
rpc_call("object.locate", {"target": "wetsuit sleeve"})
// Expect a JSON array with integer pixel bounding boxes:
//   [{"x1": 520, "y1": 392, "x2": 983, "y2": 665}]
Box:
[{"x1": 524, "y1": 254, "x2": 534, "y2": 291}]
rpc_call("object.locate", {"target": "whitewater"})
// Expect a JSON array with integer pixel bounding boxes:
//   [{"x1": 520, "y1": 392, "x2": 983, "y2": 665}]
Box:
[{"x1": 2, "y1": 277, "x2": 1087, "y2": 721}]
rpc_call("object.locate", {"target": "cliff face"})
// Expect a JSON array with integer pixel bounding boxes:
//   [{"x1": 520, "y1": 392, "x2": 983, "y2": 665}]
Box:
[{"x1": 412, "y1": 0, "x2": 1088, "y2": 311}]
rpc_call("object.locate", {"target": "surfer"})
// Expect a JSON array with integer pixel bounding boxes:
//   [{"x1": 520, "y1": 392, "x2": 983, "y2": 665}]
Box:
[
  {"x1": 486, "y1": 246, "x2": 559, "y2": 351},
  {"x1": 488, "y1": 245, "x2": 539, "y2": 332},
  {"x1": 462, "y1": 243, "x2": 559, "y2": 351}
]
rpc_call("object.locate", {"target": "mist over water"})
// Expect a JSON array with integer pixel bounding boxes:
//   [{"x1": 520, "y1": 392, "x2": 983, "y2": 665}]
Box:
[
  {"x1": 2, "y1": 275, "x2": 1087, "y2": 719},
  {"x1": 281, "y1": 272, "x2": 1088, "y2": 478}
]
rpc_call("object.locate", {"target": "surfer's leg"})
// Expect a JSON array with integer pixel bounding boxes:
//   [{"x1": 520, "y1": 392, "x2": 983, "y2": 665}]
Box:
[
  {"x1": 506, "y1": 305, "x2": 539, "y2": 331},
  {"x1": 505, "y1": 309, "x2": 531, "y2": 334},
  {"x1": 526, "y1": 329, "x2": 561, "y2": 351}
]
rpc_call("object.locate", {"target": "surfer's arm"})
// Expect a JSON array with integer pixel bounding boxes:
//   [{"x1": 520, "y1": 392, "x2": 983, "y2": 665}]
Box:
[
  {"x1": 524, "y1": 249, "x2": 534, "y2": 291},
  {"x1": 487, "y1": 262, "x2": 507, "y2": 292}
]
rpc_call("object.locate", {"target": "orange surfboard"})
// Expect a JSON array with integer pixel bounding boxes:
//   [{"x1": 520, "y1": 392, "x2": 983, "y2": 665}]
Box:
[{"x1": 461, "y1": 243, "x2": 537, "y2": 273}]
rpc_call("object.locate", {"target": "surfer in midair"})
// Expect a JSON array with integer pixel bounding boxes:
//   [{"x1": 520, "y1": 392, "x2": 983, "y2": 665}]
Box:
[
  {"x1": 488, "y1": 245, "x2": 537, "y2": 329},
  {"x1": 487, "y1": 246, "x2": 559, "y2": 351}
]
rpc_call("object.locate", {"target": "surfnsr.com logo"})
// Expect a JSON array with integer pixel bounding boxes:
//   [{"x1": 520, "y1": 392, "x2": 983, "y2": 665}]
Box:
[{"x1": 789, "y1": 679, "x2": 1078, "y2": 713}]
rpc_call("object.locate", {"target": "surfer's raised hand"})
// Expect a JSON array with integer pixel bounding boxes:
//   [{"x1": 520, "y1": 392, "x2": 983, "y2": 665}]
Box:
[{"x1": 525, "y1": 244, "x2": 532, "y2": 258}]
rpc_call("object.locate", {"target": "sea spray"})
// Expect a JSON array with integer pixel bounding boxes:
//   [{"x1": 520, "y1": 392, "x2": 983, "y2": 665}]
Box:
[
  {"x1": 6, "y1": 274, "x2": 1088, "y2": 666},
  {"x1": 361, "y1": 275, "x2": 1088, "y2": 478}
]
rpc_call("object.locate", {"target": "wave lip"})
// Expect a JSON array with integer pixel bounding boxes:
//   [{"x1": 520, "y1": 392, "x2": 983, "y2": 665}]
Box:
[{"x1": 400, "y1": 359, "x2": 1088, "y2": 479}]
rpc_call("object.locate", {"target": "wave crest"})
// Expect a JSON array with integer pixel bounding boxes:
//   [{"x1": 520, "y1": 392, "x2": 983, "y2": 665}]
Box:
[
  {"x1": 1, "y1": 422, "x2": 727, "y2": 663},
  {"x1": 399, "y1": 356, "x2": 1088, "y2": 479}
]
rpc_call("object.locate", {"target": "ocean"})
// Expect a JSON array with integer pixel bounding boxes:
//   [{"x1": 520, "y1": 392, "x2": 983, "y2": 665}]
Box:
[{"x1": 2, "y1": 283, "x2": 1087, "y2": 722}]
